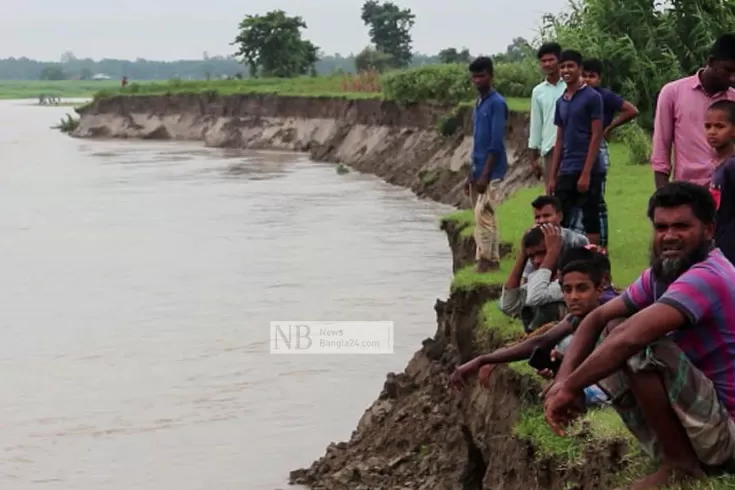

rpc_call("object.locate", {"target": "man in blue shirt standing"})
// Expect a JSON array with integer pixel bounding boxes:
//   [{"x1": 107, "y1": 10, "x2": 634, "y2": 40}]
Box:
[
  {"x1": 547, "y1": 50, "x2": 605, "y2": 245},
  {"x1": 581, "y1": 58, "x2": 639, "y2": 251},
  {"x1": 466, "y1": 56, "x2": 509, "y2": 272}
]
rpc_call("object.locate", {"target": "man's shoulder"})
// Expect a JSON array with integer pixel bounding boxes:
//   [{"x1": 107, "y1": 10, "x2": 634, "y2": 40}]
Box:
[
  {"x1": 682, "y1": 250, "x2": 735, "y2": 284},
  {"x1": 581, "y1": 85, "x2": 603, "y2": 101},
  {"x1": 561, "y1": 227, "x2": 589, "y2": 246},
  {"x1": 658, "y1": 75, "x2": 693, "y2": 99}
]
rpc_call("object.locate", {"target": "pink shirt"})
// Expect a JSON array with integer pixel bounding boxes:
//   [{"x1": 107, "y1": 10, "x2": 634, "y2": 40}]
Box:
[{"x1": 651, "y1": 73, "x2": 735, "y2": 186}]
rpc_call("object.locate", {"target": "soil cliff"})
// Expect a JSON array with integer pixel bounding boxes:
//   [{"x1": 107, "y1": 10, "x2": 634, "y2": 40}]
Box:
[
  {"x1": 73, "y1": 94, "x2": 539, "y2": 208},
  {"x1": 287, "y1": 219, "x2": 639, "y2": 490}
]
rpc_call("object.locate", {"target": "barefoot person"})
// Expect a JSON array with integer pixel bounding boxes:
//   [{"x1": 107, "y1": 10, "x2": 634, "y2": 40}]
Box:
[
  {"x1": 544, "y1": 182, "x2": 735, "y2": 489},
  {"x1": 466, "y1": 56, "x2": 509, "y2": 272},
  {"x1": 651, "y1": 34, "x2": 735, "y2": 189}
]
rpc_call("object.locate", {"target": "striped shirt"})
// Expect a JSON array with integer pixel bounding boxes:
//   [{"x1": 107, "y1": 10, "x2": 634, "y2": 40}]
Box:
[{"x1": 622, "y1": 248, "x2": 735, "y2": 416}]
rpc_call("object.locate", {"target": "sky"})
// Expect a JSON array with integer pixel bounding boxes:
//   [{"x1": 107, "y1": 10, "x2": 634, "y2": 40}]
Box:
[{"x1": 0, "y1": 0, "x2": 569, "y2": 61}]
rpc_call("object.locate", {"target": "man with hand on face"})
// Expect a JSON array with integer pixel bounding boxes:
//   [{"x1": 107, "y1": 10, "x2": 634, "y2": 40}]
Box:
[{"x1": 544, "y1": 182, "x2": 735, "y2": 490}]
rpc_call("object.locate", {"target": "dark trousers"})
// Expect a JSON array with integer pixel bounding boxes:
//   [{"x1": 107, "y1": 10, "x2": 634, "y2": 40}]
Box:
[{"x1": 555, "y1": 172, "x2": 604, "y2": 235}]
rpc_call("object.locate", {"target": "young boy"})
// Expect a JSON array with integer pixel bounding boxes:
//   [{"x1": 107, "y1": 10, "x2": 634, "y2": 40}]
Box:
[
  {"x1": 706, "y1": 99, "x2": 735, "y2": 264},
  {"x1": 548, "y1": 50, "x2": 605, "y2": 245},
  {"x1": 581, "y1": 58, "x2": 640, "y2": 250},
  {"x1": 466, "y1": 56, "x2": 509, "y2": 273},
  {"x1": 449, "y1": 252, "x2": 613, "y2": 394}
]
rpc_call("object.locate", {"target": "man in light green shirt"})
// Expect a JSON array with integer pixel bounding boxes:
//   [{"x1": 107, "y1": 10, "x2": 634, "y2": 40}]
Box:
[{"x1": 528, "y1": 42, "x2": 566, "y2": 188}]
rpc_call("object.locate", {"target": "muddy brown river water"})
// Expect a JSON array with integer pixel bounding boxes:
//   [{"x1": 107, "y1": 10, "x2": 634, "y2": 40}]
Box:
[{"x1": 0, "y1": 100, "x2": 454, "y2": 489}]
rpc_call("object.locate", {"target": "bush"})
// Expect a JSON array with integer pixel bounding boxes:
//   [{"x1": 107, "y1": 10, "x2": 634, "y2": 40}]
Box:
[
  {"x1": 381, "y1": 61, "x2": 539, "y2": 104},
  {"x1": 611, "y1": 122, "x2": 651, "y2": 165}
]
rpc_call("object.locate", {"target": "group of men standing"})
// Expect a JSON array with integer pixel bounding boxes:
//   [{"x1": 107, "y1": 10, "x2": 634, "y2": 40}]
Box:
[{"x1": 456, "y1": 33, "x2": 735, "y2": 489}]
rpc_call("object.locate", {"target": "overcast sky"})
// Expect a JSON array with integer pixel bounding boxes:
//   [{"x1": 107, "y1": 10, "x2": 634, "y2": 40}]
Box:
[{"x1": 0, "y1": 0, "x2": 569, "y2": 61}]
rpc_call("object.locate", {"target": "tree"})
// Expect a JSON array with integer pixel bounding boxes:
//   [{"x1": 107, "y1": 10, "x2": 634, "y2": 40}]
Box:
[
  {"x1": 231, "y1": 10, "x2": 319, "y2": 78},
  {"x1": 438, "y1": 48, "x2": 471, "y2": 64},
  {"x1": 355, "y1": 47, "x2": 394, "y2": 72},
  {"x1": 40, "y1": 65, "x2": 66, "y2": 80},
  {"x1": 361, "y1": 1, "x2": 415, "y2": 68}
]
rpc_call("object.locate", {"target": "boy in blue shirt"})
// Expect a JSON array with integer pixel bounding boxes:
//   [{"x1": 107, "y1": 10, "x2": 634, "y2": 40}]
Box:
[
  {"x1": 548, "y1": 50, "x2": 605, "y2": 245},
  {"x1": 581, "y1": 58, "x2": 639, "y2": 250},
  {"x1": 465, "y1": 56, "x2": 509, "y2": 272}
]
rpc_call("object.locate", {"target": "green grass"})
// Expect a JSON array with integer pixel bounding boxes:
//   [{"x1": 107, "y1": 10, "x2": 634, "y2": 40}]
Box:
[
  {"x1": 93, "y1": 76, "x2": 382, "y2": 100},
  {"x1": 506, "y1": 97, "x2": 531, "y2": 112},
  {"x1": 479, "y1": 300, "x2": 522, "y2": 339},
  {"x1": 0, "y1": 80, "x2": 119, "y2": 99},
  {"x1": 448, "y1": 143, "x2": 652, "y2": 292}
]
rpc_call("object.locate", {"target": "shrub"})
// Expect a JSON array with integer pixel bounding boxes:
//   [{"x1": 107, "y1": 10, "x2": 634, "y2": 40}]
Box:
[
  {"x1": 381, "y1": 63, "x2": 473, "y2": 104},
  {"x1": 493, "y1": 60, "x2": 539, "y2": 98},
  {"x1": 611, "y1": 122, "x2": 651, "y2": 165}
]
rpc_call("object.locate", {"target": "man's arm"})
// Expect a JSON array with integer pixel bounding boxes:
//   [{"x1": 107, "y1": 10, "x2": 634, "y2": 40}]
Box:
[
  {"x1": 525, "y1": 269, "x2": 563, "y2": 308},
  {"x1": 554, "y1": 295, "x2": 632, "y2": 381},
  {"x1": 480, "y1": 99, "x2": 508, "y2": 183},
  {"x1": 500, "y1": 251, "x2": 528, "y2": 316},
  {"x1": 564, "y1": 303, "x2": 686, "y2": 392},
  {"x1": 582, "y1": 93, "x2": 603, "y2": 175},
  {"x1": 605, "y1": 98, "x2": 639, "y2": 136},
  {"x1": 548, "y1": 103, "x2": 564, "y2": 194},
  {"x1": 651, "y1": 84, "x2": 675, "y2": 189},
  {"x1": 529, "y1": 89, "x2": 542, "y2": 161},
  {"x1": 475, "y1": 318, "x2": 575, "y2": 366}
]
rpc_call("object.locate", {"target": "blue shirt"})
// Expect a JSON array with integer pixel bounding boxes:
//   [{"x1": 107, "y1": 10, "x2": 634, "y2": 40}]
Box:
[
  {"x1": 471, "y1": 91, "x2": 509, "y2": 181},
  {"x1": 594, "y1": 87, "x2": 624, "y2": 129},
  {"x1": 554, "y1": 85, "x2": 604, "y2": 175}
]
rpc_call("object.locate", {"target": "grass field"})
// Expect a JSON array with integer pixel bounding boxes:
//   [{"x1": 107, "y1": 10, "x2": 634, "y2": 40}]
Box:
[
  {"x1": 0, "y1": 80, "x2": 120, "y2": 99},
  {"x1": 442, "y1": 145, "x2": 735, "y2": 488}
]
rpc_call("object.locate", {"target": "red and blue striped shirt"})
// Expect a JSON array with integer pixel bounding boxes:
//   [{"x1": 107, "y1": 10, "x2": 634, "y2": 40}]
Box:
[{"x1": 622, "y1": 249, "x2": 735, "y2": 417}]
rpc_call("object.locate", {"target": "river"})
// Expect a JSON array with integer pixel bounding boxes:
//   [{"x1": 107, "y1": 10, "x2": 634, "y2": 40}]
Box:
[{"x1": 0, "y1": 100, "x2": 454, "y2": 489}]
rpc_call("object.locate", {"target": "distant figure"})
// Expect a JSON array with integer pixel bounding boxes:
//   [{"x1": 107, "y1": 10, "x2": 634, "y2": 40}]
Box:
[
  {"x1": 121, "y1": 76, "x2": 128, "y2": 89},
  {"x1": 651, "y1": 34, "x2": 735, "y2": 189}
]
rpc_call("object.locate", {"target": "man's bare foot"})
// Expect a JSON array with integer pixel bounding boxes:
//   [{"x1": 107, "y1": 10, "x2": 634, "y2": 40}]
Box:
[
  {"x1": 476, "y1": 259, "x2": 500, "y2": 273},
  {"x1": 629, "y1": 463, "x2": 705, "y2": 490}
]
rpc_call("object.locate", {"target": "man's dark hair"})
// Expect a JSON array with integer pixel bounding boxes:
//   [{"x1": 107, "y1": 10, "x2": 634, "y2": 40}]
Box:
[
  {"x1": 469, "y1": 57, "x2": 494, "y2": 75},
  {"x1": 560, "y1": 259, "x2": 604, "y2": 286},
  {"x1": 709, "y1": 99, "x2": 735, "y2": 123},
  {"x1": 537, "y1": 42, "x2": 562, "y2": 60},
  {"x1": 559, "y1": 50, "x2": 583, "y2": 67},
  {"x1": 646, "y1": 182, "x2": 716, "y2": 225},
  {"x1": 582, "y1": 58, "x2": 603, "y2": 76},
  {"x1": 522, "y1": 227, "x2": 545, "y2": 249},
  {"x1": 710, "y1": 34, "x2": 735, "y2": 62},
  {"x1": 531, "y1": 195, "x2": 562, "y2": 212}
]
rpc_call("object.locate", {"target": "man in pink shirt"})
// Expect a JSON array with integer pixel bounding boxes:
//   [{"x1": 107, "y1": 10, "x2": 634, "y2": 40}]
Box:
[{"x1": 651, "y1": 34, "x2": 735, "y2": 189}]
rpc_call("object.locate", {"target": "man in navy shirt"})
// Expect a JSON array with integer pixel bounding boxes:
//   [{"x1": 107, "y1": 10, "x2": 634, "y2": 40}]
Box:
[
  {"x1": 581, "y1": 58, "x2": 639, "y2": 250},
  {"x1": 547, "y1": 50, "x2": 605, "y2": 245},
  {"x1": 465, "y1": 56, "x2": 509, "y2": 272}
]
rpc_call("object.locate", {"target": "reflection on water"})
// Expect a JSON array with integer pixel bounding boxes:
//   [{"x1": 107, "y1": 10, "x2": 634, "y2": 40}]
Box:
[{"x1": 0, "y1": 100, "x2": 453, "y2": 489}]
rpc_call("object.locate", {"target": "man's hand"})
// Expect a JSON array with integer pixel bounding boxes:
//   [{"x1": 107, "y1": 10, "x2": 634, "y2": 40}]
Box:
[
  {"x1": 448, "y1": 359, "x2": 481, "y2": 391},
  {"x1": 475, "y1": 175, "x2": 489, "y2": 195},
  {"x1": 577, "y1": 172, "x2": 590, "y2": 193},
  {"x1": 546, "y1": 177, "x2": 556, "y2": 196},
  {"x1": 603, "y1": 126, "x2": 612, "y2": 141},
  {"x1": 537, "y1": 349, "x2": 562, "y2": 379},
  {"x1": 541, "y1": 223, "x2": 563, "y2": 256},
  {"x1": 478, "y1": 364, "x2": 497, "y2": 388},
  {"x1": 543, "y1": 381, "x2": 586, "y2": 436},
  {"x1": 530, "y1": 157, "x2": 543, "y2": 180},
  {"x1": 463, "y1": 179, "x2": 471, "y2": 196}
]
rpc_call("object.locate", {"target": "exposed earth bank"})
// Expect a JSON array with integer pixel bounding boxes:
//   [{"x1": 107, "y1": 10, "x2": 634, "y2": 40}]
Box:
[{"x1": 73, "y1": 94, "x2": 539, "y2": 208}]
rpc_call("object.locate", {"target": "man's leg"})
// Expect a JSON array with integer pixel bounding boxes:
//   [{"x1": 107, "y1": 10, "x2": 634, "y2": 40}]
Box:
[
  {"x1": 598, "y1": 337, "x2": 735, "y2": 488},
  {"x1": 473, "y1": 180, "x2": 501, "y2": 272},
  {"x1": 579, "y1": 173, "x2": 603, "y2": 245},
  {"x1": 555, "y1": 174, "x2": 576, "y2": 230},
  {"x1": 598, "y1": 144, "x2": 610, "y2": 249}
]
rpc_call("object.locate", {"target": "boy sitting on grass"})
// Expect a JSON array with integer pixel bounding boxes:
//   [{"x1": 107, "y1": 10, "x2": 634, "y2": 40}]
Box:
[{"x1": 450, "y1": 249, "x2": 614, "y2": 399}]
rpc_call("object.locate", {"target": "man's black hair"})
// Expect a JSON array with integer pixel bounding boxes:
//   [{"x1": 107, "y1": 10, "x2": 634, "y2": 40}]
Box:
[
  {"x1": 522, "y1": 227, "x2": 544, "y2": 249},
  {"x1": 710, "y1": 34, "x2": 735, "y2": 62},
  {"x1": 560, "y1": 259, "x2": 604, "y2": 287},
  {"x1": 647, "y1": 181, "x2": 716, "y2": 225},
  {"x1": 709, "y1": 99, "x2": 735, "y2": 123},
  {"x1": 469, "y1": 56, "x2": 494, "y2": 76},
  {"x1": 559, "y1": 50, "x2": 583, "y2": 67},
  {"x1": 537, "y1": 42, "x2": 562, "y2": 60},
  {"x1": 582, "y1": 58, "x2": 603, "y2": 76},
  {"x1": 558, "y1": 246, "x2": 611, "y2": 278},
  {"x1": 531, "y1": 195, "x2": 562, "y2": 212}
]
